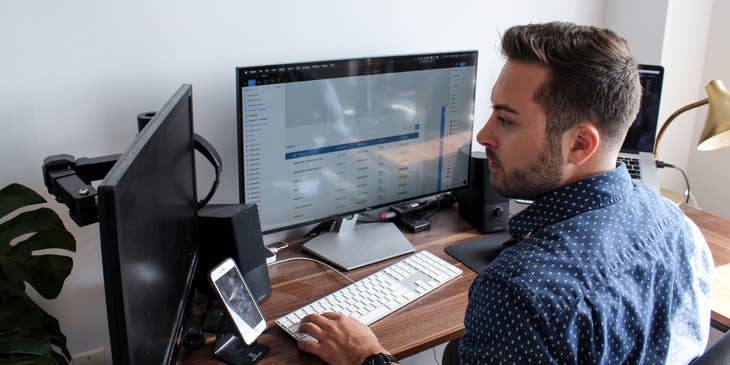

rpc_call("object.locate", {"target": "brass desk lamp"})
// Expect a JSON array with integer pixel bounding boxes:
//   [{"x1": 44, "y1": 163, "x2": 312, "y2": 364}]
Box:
[
  {"x1": 652, "y1": 80, "x2": 730, "y2": 203},
  {"x1": 654, "y1": 80, "x2": 730, "y2": 157}
]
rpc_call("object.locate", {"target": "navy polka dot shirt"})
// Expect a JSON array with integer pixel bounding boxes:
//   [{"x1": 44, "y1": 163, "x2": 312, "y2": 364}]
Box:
[{"x1": 460, "y1": 164, "x2": 713, "y2": 364}]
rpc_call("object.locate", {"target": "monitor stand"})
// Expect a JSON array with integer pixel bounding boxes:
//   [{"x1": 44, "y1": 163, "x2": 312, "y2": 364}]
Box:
[{"x1": 302, "y1": 214, "x2": 415, "y2": 271}]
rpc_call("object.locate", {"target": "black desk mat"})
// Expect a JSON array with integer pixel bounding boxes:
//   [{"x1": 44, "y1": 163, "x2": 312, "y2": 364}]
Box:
[{"x1": 444, "y1": 231, "x2": 511, "y2": 273}]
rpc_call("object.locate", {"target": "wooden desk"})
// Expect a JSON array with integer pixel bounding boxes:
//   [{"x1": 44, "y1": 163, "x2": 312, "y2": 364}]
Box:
[
  {"x1": 184, "y1": 206, "x2": 481, "y2": 365},
  {"x1": 184, "y1": 205, "x2": 730, "y2": 364}
]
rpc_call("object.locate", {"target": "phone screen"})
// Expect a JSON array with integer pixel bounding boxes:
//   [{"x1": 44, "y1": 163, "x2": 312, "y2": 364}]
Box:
[{"x1": 211, "y1": 261, "x2": 266, "y2": 344}]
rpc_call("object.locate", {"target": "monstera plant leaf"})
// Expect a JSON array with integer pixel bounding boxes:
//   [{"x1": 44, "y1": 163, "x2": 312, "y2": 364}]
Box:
[{"x1": 0, "y1": 183, "x2": 76, "y2": 364}]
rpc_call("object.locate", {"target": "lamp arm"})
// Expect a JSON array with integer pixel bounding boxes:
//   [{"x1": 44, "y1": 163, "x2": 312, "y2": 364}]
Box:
[{"x1": 653, "y1": 98, "x2": 708, "y2": 160}]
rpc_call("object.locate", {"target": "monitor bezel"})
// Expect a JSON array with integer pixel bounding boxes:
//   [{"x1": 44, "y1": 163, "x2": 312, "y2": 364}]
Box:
[
  {"x1": 236, "y1": 51, "x2": 478, "y2": 234},
  {"x1": 97, "y1": 84, "x2": 199, "y2": 365}
]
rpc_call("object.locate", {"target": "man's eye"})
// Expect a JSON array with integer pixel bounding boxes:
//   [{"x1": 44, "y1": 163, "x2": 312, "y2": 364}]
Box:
[{"x1": 498, "y1": 116, "x2": 513, "y2": 126}]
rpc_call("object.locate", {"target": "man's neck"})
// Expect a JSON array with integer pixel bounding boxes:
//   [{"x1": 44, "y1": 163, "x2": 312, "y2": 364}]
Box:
[{"x1": 559, "y1": 150, "x2": 618, "y2": 187}]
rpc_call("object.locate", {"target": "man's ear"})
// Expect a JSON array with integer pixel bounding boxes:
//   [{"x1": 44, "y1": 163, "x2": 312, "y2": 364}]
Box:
[{"x1": 564, "y1": 124, "x2": 600, "y2": 165}]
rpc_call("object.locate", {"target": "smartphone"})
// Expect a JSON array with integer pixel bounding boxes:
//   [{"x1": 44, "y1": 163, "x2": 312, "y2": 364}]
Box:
[{"x1": 209, "y1": 258, "x2": 267, "y2": 345}]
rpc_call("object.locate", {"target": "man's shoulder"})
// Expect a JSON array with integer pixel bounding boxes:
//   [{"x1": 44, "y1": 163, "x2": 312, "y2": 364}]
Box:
[
  {"x1": 476, "y1": 237, "x2": 589, "y2": 317},
  {"x1": 550, "y1": 181, "x2": 689, "y2": 242},
  {"x1": 478, "y1": 181, "x2": 695, "y2": 297}
]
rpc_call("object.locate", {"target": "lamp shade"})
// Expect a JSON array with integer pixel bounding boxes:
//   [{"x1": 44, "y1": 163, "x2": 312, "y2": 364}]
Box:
[{"x1": 697, "y1": 80, "x2": 730, "y2": 151}]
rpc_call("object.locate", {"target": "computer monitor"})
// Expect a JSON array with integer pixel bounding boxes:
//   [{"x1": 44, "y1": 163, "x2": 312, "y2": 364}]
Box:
[
  {"x1": 236, "y1": 51, "x2": 477, "y2": 270},
  {"x1": 97, "y1": 84, "x2": 199, "y2": 364},
  {"x1": 622, "y1": 64, "x2": 665, "y2": 153}
]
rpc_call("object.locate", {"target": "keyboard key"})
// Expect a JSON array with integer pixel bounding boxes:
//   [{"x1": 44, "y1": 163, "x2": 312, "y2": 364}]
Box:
[{"x1": 357, "y1": 306, "x2": 389, "y2": 324}]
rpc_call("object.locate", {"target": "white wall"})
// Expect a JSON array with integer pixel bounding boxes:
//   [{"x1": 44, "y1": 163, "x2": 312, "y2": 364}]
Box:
[
  {"x1": 687, "y1": 0, "x2": 730, "y2": 219},
  {"x1": 604, "y1": 0, "x2": 669, "y2": 65},
  {"x1": 656, "y1": 0, "x2": 715, "y2": 195},
  {"x1": 0, "y1": 0, "x2": 605, "y2": 361},
  {"x1": 605, "y1": 0, "x2": 721, "y2": 210}
]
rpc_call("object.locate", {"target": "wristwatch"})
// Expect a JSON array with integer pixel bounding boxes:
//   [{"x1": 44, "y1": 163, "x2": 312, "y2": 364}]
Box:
[{"x1": 362, "y1": 353, "x2": 399, "y2": 365}]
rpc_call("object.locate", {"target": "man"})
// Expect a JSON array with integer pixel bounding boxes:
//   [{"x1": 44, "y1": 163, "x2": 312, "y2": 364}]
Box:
[{"x1": 297, "y1": 22, "x2": 713, "y2": 365}]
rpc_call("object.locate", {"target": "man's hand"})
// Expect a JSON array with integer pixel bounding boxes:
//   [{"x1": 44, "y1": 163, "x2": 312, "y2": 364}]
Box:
[{"x1": 297, "y1": 312, "x2": 390, "y2": 365}]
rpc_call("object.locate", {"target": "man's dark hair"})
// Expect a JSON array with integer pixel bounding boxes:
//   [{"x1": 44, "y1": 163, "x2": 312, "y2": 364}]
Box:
[{"x1": 501, "y1": 22, "x2": 641, "y2": 149}]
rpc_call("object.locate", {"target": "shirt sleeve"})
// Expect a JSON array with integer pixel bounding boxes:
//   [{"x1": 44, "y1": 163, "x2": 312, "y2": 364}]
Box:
[{"x1": 459, "y1": 272, "x2": 557, "y2": 365}]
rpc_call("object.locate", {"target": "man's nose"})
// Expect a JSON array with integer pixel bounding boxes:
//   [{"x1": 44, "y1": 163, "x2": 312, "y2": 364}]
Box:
[{"x1": 476, "y1": 118, "x2": 496, "y2": 148}]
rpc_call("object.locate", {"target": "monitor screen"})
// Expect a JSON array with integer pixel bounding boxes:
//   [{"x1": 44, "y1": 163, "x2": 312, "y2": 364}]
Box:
[
  {"x1": 621, "y1": 64, "x2": 664, "y2": 153},
  {"x1": 237, "y1": 51, "x2": 477, "y2": 233},
  {"x1": 97, "y1": 84, "x2": 198, "y2": 364}
]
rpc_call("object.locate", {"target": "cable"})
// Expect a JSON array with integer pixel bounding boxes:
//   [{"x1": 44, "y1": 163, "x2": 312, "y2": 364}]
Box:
[
  {"x1": 422, "y1": 192, "x2": 455, "y2": 220},
  {"x1": 356, "y1": 212, "x2": 384, "y2": 224},
  {"x1": 656, "y1": 160, "x2": 691, "y2": 204},
  {"x1": 423, "y1": 199, "x2": 441, "y2": 220},
  {"x1": 267, "y1": 257, "x2": 354, "y2": 283},
  {"x1": 432, "y1": 346, "x2": 442, "y2": 365},
  {"x1": 422, "y1": 198, "x2": 441, "y2": 220},
  {"x1": 194, "y1": 134, "x2": 223, "y2": 208},
  {"x1": 266, "y1": 240, "x2": 290, "y2": 251},
  {"x1": 688, "y1": 192, "x2": 700, "y2": 208},
  {"x1": 360, "y1": 192, "x2": 454, "y2": 224}
]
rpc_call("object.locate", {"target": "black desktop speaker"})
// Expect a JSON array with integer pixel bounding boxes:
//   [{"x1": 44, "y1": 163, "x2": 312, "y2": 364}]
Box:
[
  {"x1": 455, "y1": 150, "x2": 509, "y2": 233},
  {"x1": 198, "y1": 204, "x2": 271, "y2": 303}
]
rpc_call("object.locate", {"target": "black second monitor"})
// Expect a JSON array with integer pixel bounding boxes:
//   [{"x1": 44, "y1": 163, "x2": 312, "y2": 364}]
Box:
[
  {"x1": 236, "y1": 51, "x2": 478, "y2": 235},
  {"x1": 98, "y1": 85, "x2": 198, "y2": 364}
]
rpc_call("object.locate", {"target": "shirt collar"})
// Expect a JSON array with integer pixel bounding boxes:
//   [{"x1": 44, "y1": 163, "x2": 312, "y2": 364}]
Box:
[{"x1": 508, "y1": 163, "x2": 634, "y2": 241}]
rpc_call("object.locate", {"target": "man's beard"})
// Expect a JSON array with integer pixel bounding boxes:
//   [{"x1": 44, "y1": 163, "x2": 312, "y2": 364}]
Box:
[{"x1": 486, "y1": 135, "x2": 564, "y2": 200}]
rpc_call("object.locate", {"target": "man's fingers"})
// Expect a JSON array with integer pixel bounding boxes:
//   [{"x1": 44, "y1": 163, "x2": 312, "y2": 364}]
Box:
[
  {"x1": 298, "y1": 320, "x2": 324, "y2": 339},
  {"x1": 301, "y1": 313, "x2": 337, "y2": 332},
  {"x1": 323, "y1": 311, "x2": 363, "y2": 327},
  {"x1": 297, "y1": 311, "x2": 386, "y2": 365},
  {"x1": 297, "y1": 338, "x2": 321, "y2": 354},
  {"x1": 321, "y1": 311, "x2": 344, "y2": 320},
  {"x1": 301, "y1": 313, "x2": 327, "y2": 325}
]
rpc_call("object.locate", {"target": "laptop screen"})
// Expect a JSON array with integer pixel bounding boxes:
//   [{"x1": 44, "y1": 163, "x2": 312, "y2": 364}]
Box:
[{"x1": 621, "y1": 64, "x2": 664, "y2": 153}]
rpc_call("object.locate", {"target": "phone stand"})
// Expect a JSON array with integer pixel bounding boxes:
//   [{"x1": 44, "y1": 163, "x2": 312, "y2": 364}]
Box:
[
  {"x1": 202, "y1": 301, "x2": 226, "y2": 333},
  {"x1": 213, "y1": 317, "x2": 269, "y2": 365}
]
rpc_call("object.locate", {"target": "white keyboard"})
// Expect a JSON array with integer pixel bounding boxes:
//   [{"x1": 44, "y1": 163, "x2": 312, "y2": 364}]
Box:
[{"x1": 276, "y1": 250, "x2": 462, "y2": 341}]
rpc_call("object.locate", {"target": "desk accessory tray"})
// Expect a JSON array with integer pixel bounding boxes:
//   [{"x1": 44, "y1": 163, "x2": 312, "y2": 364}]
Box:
[{"x1": 444, "y1": 231, "x2": 511, "y2": 273}]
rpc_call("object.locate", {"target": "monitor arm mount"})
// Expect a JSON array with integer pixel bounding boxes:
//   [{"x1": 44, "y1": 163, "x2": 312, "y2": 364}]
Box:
[
  {"x1": 42, "y1": 111, "x2": 222, "y2": 227},
  {"x1": 42, "y1": 153, "x2": 120, "y2": 226}
]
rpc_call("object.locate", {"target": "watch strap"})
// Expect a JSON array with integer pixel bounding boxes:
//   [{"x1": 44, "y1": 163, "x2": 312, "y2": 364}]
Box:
[{"x1": 363, "y1": 352, "x2": 398, "y2": 365}]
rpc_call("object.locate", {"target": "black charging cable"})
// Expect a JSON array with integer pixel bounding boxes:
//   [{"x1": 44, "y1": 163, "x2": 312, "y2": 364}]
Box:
[
  {"x1": 422, "y1": 198, "x2": 442, "y2": 220},
  {"x1": 194, "y1": 134, "x2": 222, "y2": 208},
  {"x1": 422, "y1": 192, "x2": 456, "y2": 220},
  {"x1": 137, "y1": 112, "x2": 222, "y2": 208},
  {"x1": 655, "y1": 160, "x2": 691, "y2": 204}
]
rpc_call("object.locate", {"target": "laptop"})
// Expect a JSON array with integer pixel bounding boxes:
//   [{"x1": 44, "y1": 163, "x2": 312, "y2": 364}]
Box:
[{"x1": 617, "y1": 64, "x2": 664, "y2": 191}]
